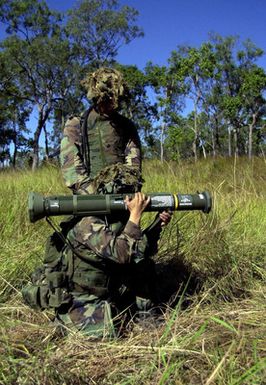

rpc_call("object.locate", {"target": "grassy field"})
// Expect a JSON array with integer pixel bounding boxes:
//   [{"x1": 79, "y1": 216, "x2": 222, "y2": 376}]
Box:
[{"x1": 0, "y1": 157, "x2": 265, "y2": 385}]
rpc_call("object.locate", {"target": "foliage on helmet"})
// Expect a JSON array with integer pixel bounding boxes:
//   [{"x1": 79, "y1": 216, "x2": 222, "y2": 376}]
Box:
[{"x1": 81, "y1": 67, "x2": 129, "y2": 109}]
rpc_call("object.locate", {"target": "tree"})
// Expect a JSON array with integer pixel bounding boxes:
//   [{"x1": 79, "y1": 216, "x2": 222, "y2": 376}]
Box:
[
  {"x1": 0, "y1": 50, "x2": 31, "y2": 166},
  {"x1": 239, "y1": 66, "x2": 266, "y2": 158},
  {"x1": 166, "y1": 35, "x2": 266, "y2": 159},
  {"x1": 164, "y1": 115, "x2": 194, "y2": 160},
  {"x1": 0, "y1": 0, "x2": 67, "y2": 168},
  {"x1": 66, "y1": 0, "x2": 143, "y2": 68},
  {"x1": 169, "y1": 43, "x2": 216, "y2": 161},
  {"x1": 145, "y1": 62, "x2": 185, "y2": 161},
  {"x1": 0, "y1": 0, "x2": 143, "y2": 169},
  {"x1": 210, "y1": 35, "x2": 265, "y2": 157}
]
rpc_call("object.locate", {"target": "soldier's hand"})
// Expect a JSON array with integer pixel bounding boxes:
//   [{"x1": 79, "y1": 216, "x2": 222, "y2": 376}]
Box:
[
  {"x1": 125, "y1": 192, "x2": 150, "y2": 226},
  {"x1": 159, "y1": 211, "x2": 172, "y2": 226}
]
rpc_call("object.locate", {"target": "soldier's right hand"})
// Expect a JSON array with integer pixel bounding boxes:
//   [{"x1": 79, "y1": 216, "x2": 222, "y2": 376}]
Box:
[{"x1": 124, "y1": 192, "x2": 150, "y2": 226}]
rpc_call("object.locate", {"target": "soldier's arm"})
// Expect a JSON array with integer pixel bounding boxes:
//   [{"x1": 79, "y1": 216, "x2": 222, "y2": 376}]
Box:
[
  {"x1": 124, "y1": 123, "x2": 142, "y2": 171},
  {"x1": 73, "y1": 216, "x2": 146, "y2": 264},
  {"x1": 60, "y1": 117, "x2": 90, "y2": 192},
  {"x1": 144, "y1": 211, "x2": 172, "y2": 256}
]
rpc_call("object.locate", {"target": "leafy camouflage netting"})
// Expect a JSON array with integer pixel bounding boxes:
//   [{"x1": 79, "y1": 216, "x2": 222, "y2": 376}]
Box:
[
  {"x1": 81, "y1": 67, "x2": 128, "y2": 108},
  {"x1": 91, "y1": 163, "x2": 143, "y2": 194}
]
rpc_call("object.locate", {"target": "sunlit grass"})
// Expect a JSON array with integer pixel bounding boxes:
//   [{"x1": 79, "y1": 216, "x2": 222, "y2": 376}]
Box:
[{"x1": 0, "y1": 157, "x2": 265, "y2": 384}]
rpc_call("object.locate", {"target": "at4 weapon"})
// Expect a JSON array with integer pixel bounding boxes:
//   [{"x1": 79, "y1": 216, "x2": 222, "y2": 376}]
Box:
[{"x1": 28, "y1": 191, "x2": 212, "y2": 223}]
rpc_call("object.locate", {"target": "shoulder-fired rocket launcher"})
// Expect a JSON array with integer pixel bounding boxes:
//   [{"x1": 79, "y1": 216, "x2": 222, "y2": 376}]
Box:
[{"x1": 28, "y1": 191, "x2": 212, "y2": 223}]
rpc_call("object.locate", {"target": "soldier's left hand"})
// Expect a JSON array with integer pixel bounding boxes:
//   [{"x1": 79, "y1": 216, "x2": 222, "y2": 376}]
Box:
[{"x1": 159, "y1": 211, "x2": 172, "y2": 226}]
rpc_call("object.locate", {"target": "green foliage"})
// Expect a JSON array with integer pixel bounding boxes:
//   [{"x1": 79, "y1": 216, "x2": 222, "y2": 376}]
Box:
[
  {"x1": 146, "y1": 35, "x2": 266, "y2": 160},
  {"x1": 0, "y1": 2, "x2": 265, "y2": 164},
  {"x1": 0, "y1": 54, "x2": 32, "y2": 167},
  {"x1": 0, "y1": 158, "x2": 265, "y2": 384},
  {"x1": 0, "y1": 0, "x2": 61, "y2": 37},
  {"x1": 0, "y1": 0, "x2": 144, "y2": 167},
  {"x1": 66, "y1": 0, "x2": 143, "y2": 66},
  {"x1": 115, "y1": 64, "x2": 157, "y2": 136},
  {"x1": 164, "y1": 117, "x2": 194, "y2": 160}
]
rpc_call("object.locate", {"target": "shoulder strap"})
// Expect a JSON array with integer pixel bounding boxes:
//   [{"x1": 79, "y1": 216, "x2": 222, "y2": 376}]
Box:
[{"x1": 80, "y1": 107, "x2": 93, "y2": 175}]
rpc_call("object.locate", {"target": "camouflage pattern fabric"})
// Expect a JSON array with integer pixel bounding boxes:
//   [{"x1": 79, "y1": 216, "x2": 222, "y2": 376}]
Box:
[
  {"x1": 81, "y1": 67, "x2": 128, "y2": 109},
  {"x1": 56, "y1": 294, "x2": 117, "y2": 338},
  {"x1": 60, "y1": 108, "x2": 141, "y2": 194},
  {"x1": 54, "y1": 214, "x2": 160, "y2": 338},
  {"x1": 60, "y1": 116, "x2": 90, "y2": 190},
  {"x1": 91, "y1": 162, "x2": 143, "y2": 194},
  {"x1": 70, "y1": 215, "x2": 146, "y2": 264}
]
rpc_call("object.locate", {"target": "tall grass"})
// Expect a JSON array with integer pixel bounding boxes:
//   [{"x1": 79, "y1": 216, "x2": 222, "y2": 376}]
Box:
[
  {"x1": 0, "y1": 157, "x2": 265, "y2": 384},
  {"x1": 0, "y1": 165, "x2": 69, "y2": 299}
]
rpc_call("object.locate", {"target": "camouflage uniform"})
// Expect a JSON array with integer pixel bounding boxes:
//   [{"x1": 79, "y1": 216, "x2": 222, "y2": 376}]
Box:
[
  {"x1": 56, "y1": 214, "x2": 161, "y2": 338},
  {"x1": 21, "y1": 163, "x2": 161, "y2": 338},
  {"x1": 58, "y1": 69, "x2": 147, "y2": 337},
  {"x1": 60, "y1": 68, "x2": 141, "y2": 194}
]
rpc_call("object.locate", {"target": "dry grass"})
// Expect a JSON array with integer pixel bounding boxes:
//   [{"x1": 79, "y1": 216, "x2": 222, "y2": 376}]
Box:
[
  {"x1": 0, "y1": 157, "x2": 265, "y2": 384},
  {"x1": 0, "y1": 292, "x2": 265, "y2": 384}
]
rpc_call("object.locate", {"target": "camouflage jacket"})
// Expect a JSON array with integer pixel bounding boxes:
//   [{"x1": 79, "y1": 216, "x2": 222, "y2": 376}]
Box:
[
  {"x1": 65, "y1": 215, "x2": 148, "y2": 296},
  {"x1": 53, "y1": 213, "x2": 162, "y2": 337},
  {"x1": 71, "y1": 217, "x2": 146, "y2": 264},
  {"x1": 60, "y1": 108, "x2": 141, "y2": 194}
]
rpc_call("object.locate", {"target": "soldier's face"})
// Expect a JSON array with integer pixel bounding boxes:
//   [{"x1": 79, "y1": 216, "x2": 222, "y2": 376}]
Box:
[{"x1": 98, "y1": 98, "x2": 117, "y2": 115}]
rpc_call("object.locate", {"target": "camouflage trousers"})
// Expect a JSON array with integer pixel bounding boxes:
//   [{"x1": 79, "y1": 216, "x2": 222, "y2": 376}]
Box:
[
  {"x1": 55, "y1": 291, "x2": 154, "y2": 339},
  {"x1": 56, "y1": 293, "x2": 118, "y2": 338}
]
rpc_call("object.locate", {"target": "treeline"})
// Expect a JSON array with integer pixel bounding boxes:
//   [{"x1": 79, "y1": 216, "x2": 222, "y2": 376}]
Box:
[{"x1": 0, "y1": 0, "x2": 265, "y2": 168}]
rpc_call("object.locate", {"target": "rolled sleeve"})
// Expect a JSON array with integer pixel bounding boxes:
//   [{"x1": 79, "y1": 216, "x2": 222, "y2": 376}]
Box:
[{"x1": 123, "y1": 221, "x2": 142, "y2": 240}]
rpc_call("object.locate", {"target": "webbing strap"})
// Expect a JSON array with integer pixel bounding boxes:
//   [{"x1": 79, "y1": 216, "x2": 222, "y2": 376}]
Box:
[
  {"x1": 97, "y1": 124, "x2": 106, "y2": 167},
  {"x1": 81, "y1": 107, "x2": 93, "y2": 174},
  {"x1": 73, "y1": 194, "x2": 78, "y2": 215}
]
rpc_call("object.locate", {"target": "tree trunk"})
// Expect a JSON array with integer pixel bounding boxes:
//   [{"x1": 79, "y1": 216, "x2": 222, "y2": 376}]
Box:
[
  {"x1": 12, "y1": 113, "x2": 18, "y2": 167},
  {"x1": 233, "y1": 128, "x2": 239, "y2": 157},
  {"x1": 228, "y1": 125, "x2": 232, "y2": 157},
  {"x1": 193, "y1": 100, "x2": 198, "y2": 162},
  {"x1": 211, "y1": 128, "x2": 216, "y2": 158},
  {"x1": 202, "y1": 143, "x2": 207, "y2": 158},
  {"x1": 160, "y1": 123, "x2": 165, "y2": 162},
  {"x1": 43, "y1": 124, "x2": 50, "y2": 158},
  {"x1": 248, "y1": 113, "x2": 257, "y2": 159},
  {"x1": 214, "y1": 116, "x2": 221, "y2": 155},
  {"x1": 32, "y1": 129, "x2": 42, "y2": 171},
  {"x1": 32, "y1": 106, "x2": 51, "y2": 170},
  {"x1": 12, "y1": 142, "x2": 18, "y2": 167}
]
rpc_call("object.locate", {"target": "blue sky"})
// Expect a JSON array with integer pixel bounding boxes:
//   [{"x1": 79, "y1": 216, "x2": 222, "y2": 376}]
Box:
[
  {"x1": 45, "y1": 0, "x2": 266, "y2": 117},
  {"x1": 1, "y1": 0, "x2": 266, "y2": 149},
  {"x1": 46, "y1": 0, "x2": 266, "y2": 70}
]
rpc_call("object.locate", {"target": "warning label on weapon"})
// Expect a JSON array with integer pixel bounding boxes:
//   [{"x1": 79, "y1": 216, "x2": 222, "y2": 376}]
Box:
[
  {"x1": 178, "y1": 195, "x2": 193, "y2": 206},
  {"x1": 150, "y1": 195, "x2": 173, "y2": 209}
]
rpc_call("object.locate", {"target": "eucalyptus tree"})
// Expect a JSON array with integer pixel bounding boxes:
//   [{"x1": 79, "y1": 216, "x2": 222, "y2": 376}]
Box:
[
  {"x1": 0, "y1": 50, "x2": 31, "y2": 166},
  {"x1": 238, "y1": 65, "x2": 266, "y2": 158},
  {"x1": 0, "y1": 0, "x2": 68, "y2": 168},
  {"x1": 0, "y1": 0, "x2": 143, "y2": 169},
  {"x1": 65, "y1": 0, "x2": 143, "y2": 68},
  {"x1": 114, "y1": 64, "x2": 157, "y2": 145},
  {"x1": 145, "y1": 62, "x2": 185, "y2": 161},
  {"x1": 169, "y1": 43, "x2": 216, "y2": 161},
  {"x1": 164, "y1": 115, "x2": 194, "y2": 160},
  {"x1": 210, "y1": 35, "x2": 265, "y2": 157}
]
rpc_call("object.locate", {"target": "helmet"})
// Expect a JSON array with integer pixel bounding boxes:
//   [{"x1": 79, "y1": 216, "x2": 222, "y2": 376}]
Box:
[
  {"x1": 91, "y1": 163, "x2": 143, "y2": 194},
  {"x1": 81, "y1": 67, "x2": 128, "y2": 109}
]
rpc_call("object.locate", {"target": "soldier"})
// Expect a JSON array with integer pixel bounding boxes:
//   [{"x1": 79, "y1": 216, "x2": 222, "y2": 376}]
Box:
[
  {"x1": 21, "y1": 164, "x2": 171, "y2": 338},
  {"x1": 60, "y1": 67, "x2": 141, "y2": 195},
  {"x1": 54, "y1": 164, "x2": 172, "y2": 338}
]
